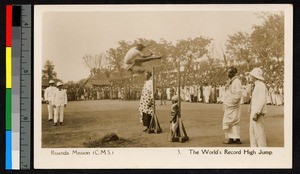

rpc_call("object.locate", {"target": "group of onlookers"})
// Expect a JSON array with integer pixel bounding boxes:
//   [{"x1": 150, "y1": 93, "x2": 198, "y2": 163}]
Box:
[{"x1": 42, "y1": 81, "x2": 284, "y2": 107}]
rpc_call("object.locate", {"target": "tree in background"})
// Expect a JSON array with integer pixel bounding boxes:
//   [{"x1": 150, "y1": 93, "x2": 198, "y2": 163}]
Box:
[
  {"x1": 83, "y1": 53, "x2": 104, "y2": 77},
  {"x1": 226, "y1": 32, "x2": 253, "y2": 70},
  {"x1": 251, "y1": 13, "x2": 284, "y2": 65},
  {"x1": 76, "y1": 12, "x2": 284, "y2": 87},
  {"x1": 173, "y1": 37, "x2": 212, "y2": 85},
  {"x1": 42, "y1": 60, "x2": 57, "y2": 82},
  {"x1": 106, "y1": 40, "x2": 132, "y2": 79}
]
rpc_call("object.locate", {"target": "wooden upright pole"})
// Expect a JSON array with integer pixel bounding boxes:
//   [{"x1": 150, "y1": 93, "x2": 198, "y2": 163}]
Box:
[
  {"x1": 148, "y1": 66, "x2": 162, "y2": 134},
  {"x1": 152, "y1": 66, "x2": 156, "y2": 113},
  {"x1": 177, "y1": 60, "x2": 189, "y2": 142},
  {"x1": 177, "y1": 62, "x2": 181, "y2": 118}
]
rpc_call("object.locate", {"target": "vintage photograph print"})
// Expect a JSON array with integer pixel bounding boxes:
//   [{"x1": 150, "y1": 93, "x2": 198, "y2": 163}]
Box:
[{"x1": 34, "y1": 5, "x2": 292, "y2": 169}]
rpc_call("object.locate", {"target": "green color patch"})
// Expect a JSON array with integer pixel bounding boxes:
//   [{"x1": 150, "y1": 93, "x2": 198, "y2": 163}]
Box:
[{"x1": 6, "y1": 89, "x2": 11, "y2": 130}]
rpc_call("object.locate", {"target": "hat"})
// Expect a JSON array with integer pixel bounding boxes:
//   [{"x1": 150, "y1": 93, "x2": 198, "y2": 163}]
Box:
[
  {"x1": 171, "y1": 95, "x2": 178, "y2": 102},
  {"x1": 49, "y1": 80, "x2": 55, "y2": 84},
  {"x1": 250, "y1": 68, "x2": 264, "y2": 80},
  {"x1": 57, "y1": 82, "x2": 63, "y2": 86}
]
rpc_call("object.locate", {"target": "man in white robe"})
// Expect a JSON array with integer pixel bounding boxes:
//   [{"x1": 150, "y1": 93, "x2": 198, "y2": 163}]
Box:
[{"x1": 222, "y1": 67, "x2": 242, "y2": 144}]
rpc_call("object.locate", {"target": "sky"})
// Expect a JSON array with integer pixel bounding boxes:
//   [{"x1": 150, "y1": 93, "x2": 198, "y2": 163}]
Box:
[{"x1": 41, "y1": 9, "x2": 268, "y2": 82}]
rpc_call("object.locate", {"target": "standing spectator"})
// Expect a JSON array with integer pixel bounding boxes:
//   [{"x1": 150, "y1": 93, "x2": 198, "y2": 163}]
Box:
[
  {"x1": 249, "y1": 68, "x2": 267, "y2": 147},
  {"x1": 276, "y1": 85, "x2": 283, "y2": 106},
  {"x1": 222, "y1": 67, "x2": 242, "y2": 144},
  {"x1": 160, "y1": 86, "x2": 167, "y2": 105},
  {"x1": 245, "y1": 82, "x2": 252, "y2": 104},
  {"x1": 170, "y1": 87, "x2": 175, "y2": 100},
  {"x1": 270, "y1": 84, "x2": 276, "y2": 105},
  {"x1": 211, "y1": 85, "x2": 216, "y2": 103},
  {"x1": 44, "y1": 80, "x2": 58, "y2": 121},
  {"x1": 184, "y1": 86, "x2": 190, "y2": 102},
  {"x1": 139, "y1": 71, "x2": 154, "y2": 132},
  {"x1": 241, "y1": 83, "x2": 247, "y2": 104},
  {"x1": 166, "y1": 87, "x2": 171, "y2": 100},
  {"x1": 189, "y1": 85, "x2": 194, "y2": 102},
  {"x1": 266, "y1": 84, "x2": 272, "y2": 105},
  {"x1": 96, "y1": 87, "x2": 100, "y2": 100},
  {"x1": 216, "y1": 84, "x2": 223, "y2": 103},
  {"x1": 197, "y1": 85, "x2": 202, "y2": 102},
  {"x1": 279, "y1": 85, "x2": 284, "y2": 105},
  {"x1": 52, "y1": 82, "x2": 68, "y2": 126},
  {"x1": 193, "y1": 84, "x2": 198, "y2": 102},
  {"x1": 203, "y1": 84, "x2": 210, "y2": 103}
]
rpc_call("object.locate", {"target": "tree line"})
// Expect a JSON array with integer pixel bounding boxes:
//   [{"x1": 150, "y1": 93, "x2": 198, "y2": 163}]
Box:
[{"x1": 43, "y1": 13, "x2": 284, "y2": 87}]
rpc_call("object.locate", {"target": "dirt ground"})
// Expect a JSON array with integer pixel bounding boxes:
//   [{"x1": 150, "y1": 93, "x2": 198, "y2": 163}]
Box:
[{"x1": 41, "y1": 100, "x2": 284, "y2": 148}]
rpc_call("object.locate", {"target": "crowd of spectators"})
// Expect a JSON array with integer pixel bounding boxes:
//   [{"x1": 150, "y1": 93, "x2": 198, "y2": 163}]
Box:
[{"x1": 42, "y1": 63, "x2": 284, "y2": 106}]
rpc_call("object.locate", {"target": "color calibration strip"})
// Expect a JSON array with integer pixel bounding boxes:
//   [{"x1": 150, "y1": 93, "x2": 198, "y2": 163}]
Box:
[
  {"x1": 6, "y1": 5, "x2": 31, "y2": 170},
  {"x1": 6, "y1": 5, "x2": 13, "y2": 170}
]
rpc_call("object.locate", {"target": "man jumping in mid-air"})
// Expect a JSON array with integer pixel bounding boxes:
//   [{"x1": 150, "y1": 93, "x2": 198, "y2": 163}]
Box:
[{"x1": 124, "y1": 44, "x2": 162, "y2": 74}]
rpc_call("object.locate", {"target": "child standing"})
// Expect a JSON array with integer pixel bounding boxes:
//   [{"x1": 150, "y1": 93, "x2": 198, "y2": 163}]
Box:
[{"x1": 169, "y1": 95, "x2": 179, "y2": 142}]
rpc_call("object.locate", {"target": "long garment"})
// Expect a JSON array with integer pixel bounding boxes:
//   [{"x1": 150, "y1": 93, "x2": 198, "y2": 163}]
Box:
[
  {"x1": 166, "y1": 88, "x2": 171, "y2": 100},
  {"x1": 185, "y1": 87, "x2": 190, "y2": 102},
  {"x1": 219, "y1": 86, "x2": 225, "y2": 103},
  {"x1": 210, "y1": 86, "x2": 216, "y2": 103},
  {"x1": 170, "y1": 103, "x2": 179, "y2": 138},
  {"x1": 44, "y1": 86, "x2": 58, "y2": 120},
  {"x1": 266, "y1": 88, "x2": 271, "y2": 105},
  {"x1": 189, "y1": 86, "x2": 194, "y2": 102},
  {"x1": 279, "y1": 87, "x2": 284, "y2": 105},
  {"x1": 203, "y1": 86, "x2": 211, "y2": 103},
  {"x1": 139, "y1": 79, "x2": 154, "y2": 126},
  {"x1": 197, "y1": 86, "x2": 202, "y2": 102},
  {"x1": 223, "y1": 77, "x2": 242, "y2": 139},
  {"x1": 53, "y1": 89, "x2": 68, "y2": 123},
  {"x1": 249, "y1": 80, "x2": 267, "y2": 147},
  {"x1": 270, "y1": 87, "x2": 276, "y2": 105},
  {"x1": 276, "y1": 87, "x2": 283, "y2": 106}
]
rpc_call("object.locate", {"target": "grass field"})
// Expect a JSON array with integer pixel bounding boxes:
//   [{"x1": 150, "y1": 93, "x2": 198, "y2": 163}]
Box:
[{"x1": 42, "y1": 100, "x2": 284, "y2": 148}]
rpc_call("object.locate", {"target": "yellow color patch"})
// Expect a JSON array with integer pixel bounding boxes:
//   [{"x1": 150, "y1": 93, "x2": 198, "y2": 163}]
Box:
[{"x1": 6, "y1": 47, "x2": 11, "y2": 88}]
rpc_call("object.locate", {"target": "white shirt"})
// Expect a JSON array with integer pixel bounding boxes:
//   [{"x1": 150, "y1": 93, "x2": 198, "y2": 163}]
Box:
[
  {"x1": 124, "y1": 47, "x2": 142, "y2": 69},
  {"x1": 44, "y1": 86, "x2": 58, "y2": 103},
  {"x1": 251, "y1": 80, "x2": 267, "y2": 114},
  {"x1": 53, "y1": 89, "x2": 68, "y2": 106}
]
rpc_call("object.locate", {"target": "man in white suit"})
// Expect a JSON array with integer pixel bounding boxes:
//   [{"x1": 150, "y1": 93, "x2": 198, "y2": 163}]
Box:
[
  {"x1": 44, "y1": 80, "x2": 57, "y2": 121},
  {"x1": 53, "y1": 82, "x2": 68, "y2": 126},
  {"x1": 249, "y1": 68, "x2": 267, "y2": 147}
]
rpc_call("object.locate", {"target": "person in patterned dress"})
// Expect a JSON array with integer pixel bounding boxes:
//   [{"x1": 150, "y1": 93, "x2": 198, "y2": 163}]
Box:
[{"x1": 139, "y1": 71, "x2": 154, "y2": 132}]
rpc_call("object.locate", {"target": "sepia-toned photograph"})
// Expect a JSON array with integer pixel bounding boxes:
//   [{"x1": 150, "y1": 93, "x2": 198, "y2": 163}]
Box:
[{"x1": 34, "y1": 5, "x2": 292, "y2": 169}]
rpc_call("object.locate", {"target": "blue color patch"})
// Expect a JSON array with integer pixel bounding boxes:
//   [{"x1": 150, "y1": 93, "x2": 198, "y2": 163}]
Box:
[{"x1": 6, "y1": 131, "x2": 12, "y2": 170}]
